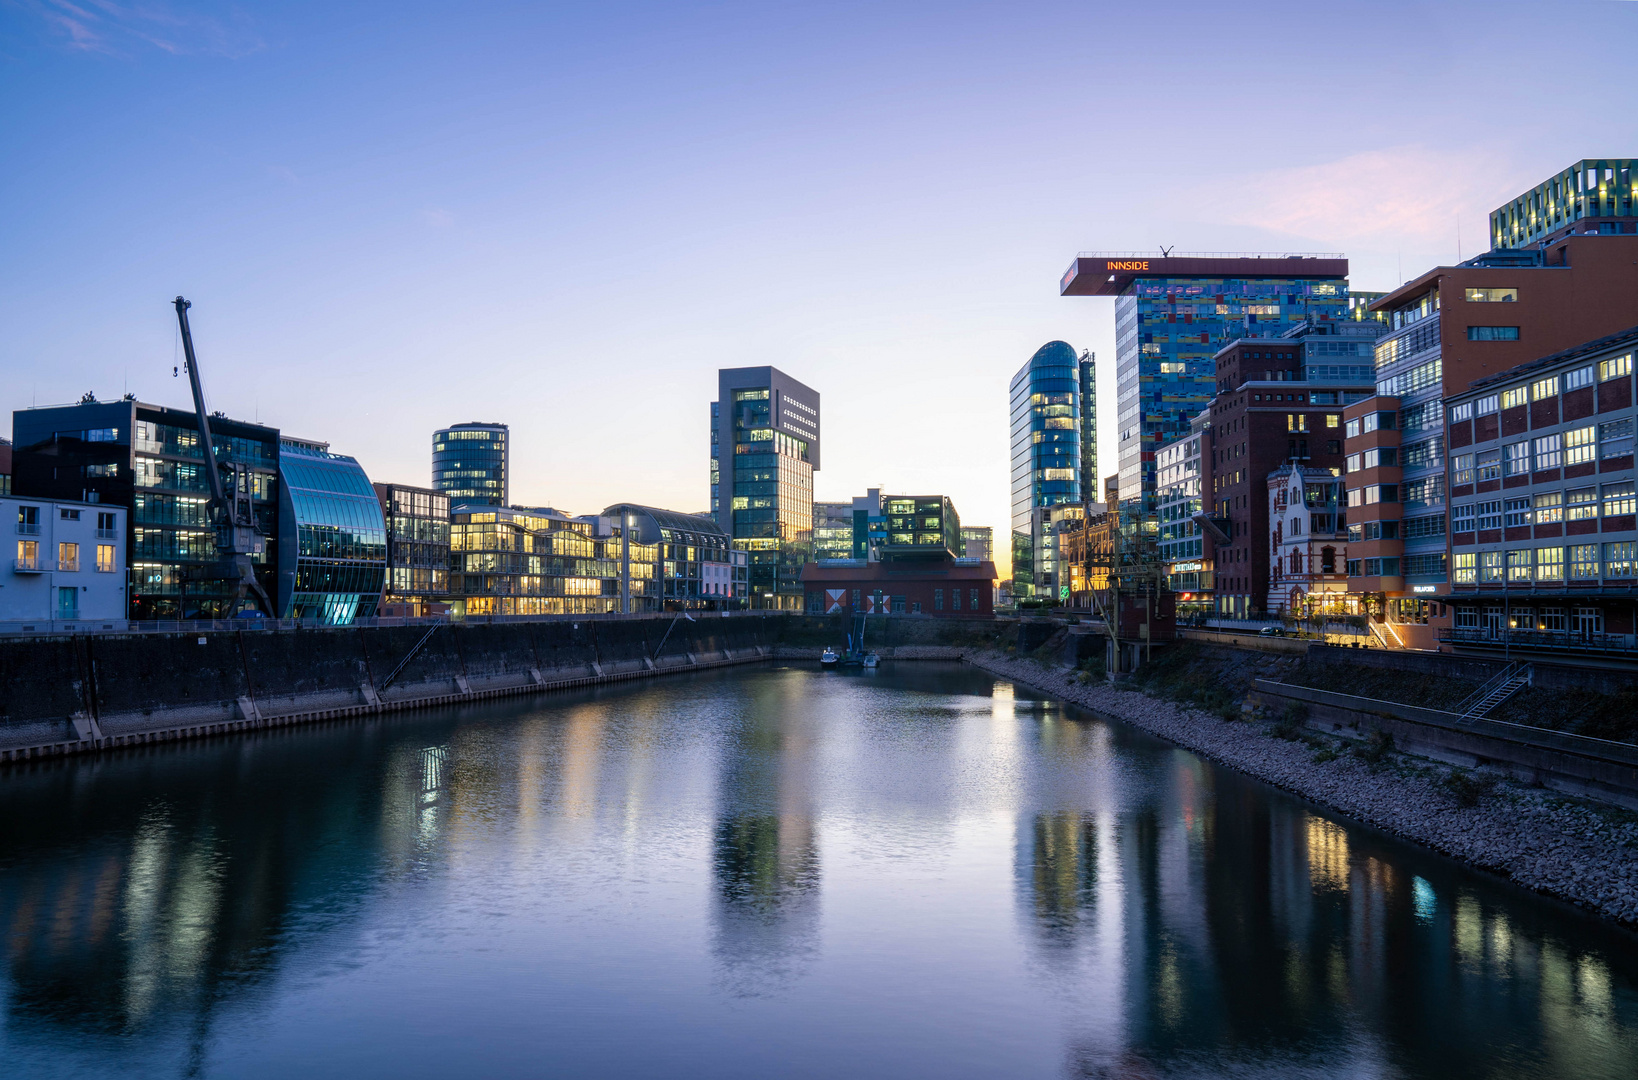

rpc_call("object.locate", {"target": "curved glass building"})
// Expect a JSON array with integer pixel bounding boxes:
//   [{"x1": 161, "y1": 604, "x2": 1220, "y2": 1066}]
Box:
[
  {"x1": 432, "y1": 422, "x2": 508, "y2": 507},
  {"x1": 277, "y1": 438, "x2": 387, "y2": 624},
  {"x1": 1010, "y1": 341, "x2": 1082, "y2": 600}
]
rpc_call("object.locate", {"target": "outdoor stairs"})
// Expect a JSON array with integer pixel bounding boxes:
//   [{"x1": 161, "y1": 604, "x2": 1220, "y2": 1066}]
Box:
[{"x1": 1454, "y1": 662, "x2": 1532, "y2": 724}]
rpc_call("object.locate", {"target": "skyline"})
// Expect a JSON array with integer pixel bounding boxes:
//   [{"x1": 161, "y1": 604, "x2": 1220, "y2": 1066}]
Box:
[{"x1": 5, "y1": 2, "x2": 1638, "y2": 578}]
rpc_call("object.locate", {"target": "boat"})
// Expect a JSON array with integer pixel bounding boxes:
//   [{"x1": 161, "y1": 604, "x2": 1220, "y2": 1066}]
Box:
[
  {"x1": 861, "y1": 651, "x2": 879, "y2": 668},
  {"x1": 820, "y1": 648, "x2": 841, "y2": 668}
]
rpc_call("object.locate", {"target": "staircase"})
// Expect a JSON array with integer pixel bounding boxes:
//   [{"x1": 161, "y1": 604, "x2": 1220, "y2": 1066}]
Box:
[{"x1": 1454, "y1": 662, "x2": 1531, "y2": 723}]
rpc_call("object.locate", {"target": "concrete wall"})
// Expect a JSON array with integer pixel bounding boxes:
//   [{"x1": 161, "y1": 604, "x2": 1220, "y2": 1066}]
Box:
[
  {"x1": 1305, "y1": 643, "x2": 1638, "y2": 693},
  {"x1": 0, "y1": 614, "x2": 785, "y2": 760},
  {"x1": 1253, "y1": 678, "x2": 1638, "y2": 810}
]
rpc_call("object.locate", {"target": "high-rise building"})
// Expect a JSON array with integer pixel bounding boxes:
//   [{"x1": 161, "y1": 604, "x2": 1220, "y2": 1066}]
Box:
[
  {"x1": 1010, "y1": 341, "x2": 1082, "y2": 600},
  {"x1": 1061, "y1": 253, "x2": 1351, "y2": 510},
  {"x1": 432, "y1": 422, "x2": 508, "y2": 507},
  {"x1": 1078, "y1": 350, "x2": 1098, "y2": 500},
  {"x1": 1490, "y1": 159, "x2": 1637, "y2": 250},
  {"x1": 711, "y1": 367, "x2": 820, "y2": 609},
  {"x1": 12, "y1": 397, "x2": 281, "y2": 620}
]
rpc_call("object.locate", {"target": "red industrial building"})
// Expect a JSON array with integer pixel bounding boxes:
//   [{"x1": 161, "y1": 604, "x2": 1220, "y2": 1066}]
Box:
[{"x1": 802, "y1": 559, "x2": 997, "y2": 617}]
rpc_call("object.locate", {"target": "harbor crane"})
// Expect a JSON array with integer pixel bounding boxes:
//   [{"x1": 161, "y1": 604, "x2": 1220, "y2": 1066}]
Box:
[{"x1": 172, "y1": 296, "x2": 275, "y2": 616}]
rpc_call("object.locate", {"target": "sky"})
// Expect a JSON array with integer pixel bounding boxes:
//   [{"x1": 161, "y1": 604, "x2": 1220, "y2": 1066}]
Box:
[{"x1": 3, "y1": 0, "x2": 1637, "y2": 577}]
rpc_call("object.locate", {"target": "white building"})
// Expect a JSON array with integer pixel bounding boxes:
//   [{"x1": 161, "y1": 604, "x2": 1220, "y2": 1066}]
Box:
[
  {"x1": 1264, "y1": 464, "x2": 1350, "y2": 617},
  {"x1": 2, "y1": 497, "x2": 127, "y2": 629}
]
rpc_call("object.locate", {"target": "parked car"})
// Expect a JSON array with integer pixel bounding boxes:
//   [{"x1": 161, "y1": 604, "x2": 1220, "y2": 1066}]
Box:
[{"x1": 1258, "y1": 626, "x2": 1285, "y2": 637}]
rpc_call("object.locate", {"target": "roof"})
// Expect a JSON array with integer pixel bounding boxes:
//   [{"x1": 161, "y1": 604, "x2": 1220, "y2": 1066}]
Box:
[
  {"x1": 1461, "y1": 322, "x2": 1638, "y2": 395},
  {"x1": 1060, "y1": 253, "x2": 1347, "y2": 297},
  {"x1": 602, "y1": 503, "x2": 727, "y2": 543},
  {"x1": 801, "y1": 560, "x2": 998, "y2": 583}
]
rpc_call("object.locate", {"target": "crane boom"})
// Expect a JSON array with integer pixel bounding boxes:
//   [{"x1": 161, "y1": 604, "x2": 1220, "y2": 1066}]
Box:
[{"x1": 171, "y1": 296, "x2": 274, "y2": 616}]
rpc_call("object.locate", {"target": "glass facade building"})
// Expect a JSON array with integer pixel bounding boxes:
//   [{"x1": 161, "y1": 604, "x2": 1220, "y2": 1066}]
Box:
[
  {"x1": 374, "y1": 482, "x2": 452, "y2": 616},
  {"x1": 449, "y1": 506, "x2": 656, "y2": 616},
  {"x1": 1078, "y1": 350, "x2": 1098, "y2": 502},
  {"x1": 604, "y1": 503, "x2": 748, "y2": 609},
  {"x1": 11, "y1": 399, "x2": 280, "y2": 619},
  {"x1": 1010, "y1": 341, "x2": 1082, "y2": 599},
  {"x1": 1491, "y1": 159, "x2": 1638, "y2": 250},
  {"x1": 711, "y1": 367, "x2": 820, "y2": 610},
  {"x1": 276, "y1": 438, "x2": 386, "y2": 624},
  {"x1": 812, "y1": 501, "x2": 854, "y2": 561},
  {"x1": 432, "y1": 422, "x2": 508, "y2": 507}
]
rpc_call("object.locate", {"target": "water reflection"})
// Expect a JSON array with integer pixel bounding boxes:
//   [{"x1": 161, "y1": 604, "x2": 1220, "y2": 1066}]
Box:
[{"x1": 0, "y1": 665, "x2": 1632, "y2": 1079}]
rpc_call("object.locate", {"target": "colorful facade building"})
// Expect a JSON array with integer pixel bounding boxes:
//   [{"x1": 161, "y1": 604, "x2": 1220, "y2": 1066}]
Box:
[
  {"x1": 1441, "y1": 326, "x2": 1638, "y2": 655},
  {"x1": 1060, "y1": 253, "x2": 1354, "y2": 510}
]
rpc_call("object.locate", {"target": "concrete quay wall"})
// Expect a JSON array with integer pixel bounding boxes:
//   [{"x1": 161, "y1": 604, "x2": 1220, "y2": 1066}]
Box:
[{"x1": 0, "y1": 615, "x2": 783, "y2": 763}]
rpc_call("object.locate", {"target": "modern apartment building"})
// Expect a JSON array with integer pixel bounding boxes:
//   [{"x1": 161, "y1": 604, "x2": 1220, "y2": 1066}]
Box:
[
  {"x1": 374, "y1": 482, "x2": 452, "y2": 616},
  {"x1": 711, "y1": 366, "x2": 820, "y2": 610},
  {"x1": 1060, "y1": 253, "x2": 1352, "y2": 510},
  {"x1": 277, "y1": 437, "x2": 387, "y2": 625},
  {"x1": 2, "y1": 497, "x2": 126, "y2": 628},
  {"x1": 1348, "y1": 228, "x2": 1638, "y2": 642},
  {"x1": 1010, "y1": 341, "x2": 1082, "y2": 600},
  {"x1": 433, "y1": 422, "x2": 509, "y2": 507},
  {"x1": 604, "y1": 503, "x2": 747, "y2": 610},
  {"x1": 12, "y1": 398, "x2": 281, "y2": 619},
  {"x1": 1442, "y1": 326, "x2": 1638, "y2": 655},
  {"x1": 1156, "y1": 409, "x2": 1212, "y2": 610},
  {"x1": 1491, "y1": 159, "x2": 1638, "y2": 250},
  {"x1": 449, "y1": 505, "x2": 654, "y2": 616}
]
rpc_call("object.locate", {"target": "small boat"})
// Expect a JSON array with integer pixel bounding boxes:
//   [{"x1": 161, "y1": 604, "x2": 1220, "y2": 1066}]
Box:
[
  {"x1": 861, "y1": 652, "x2": 879, "y2": 669},
  {"x1": 820, "y1": 648, "x2": 840, "y2": 668}
]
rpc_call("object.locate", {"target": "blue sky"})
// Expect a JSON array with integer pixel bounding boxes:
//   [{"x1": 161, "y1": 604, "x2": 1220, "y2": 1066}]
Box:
[{"x1": 4, "y1": 0, "x2": 1636, "y2": 573}]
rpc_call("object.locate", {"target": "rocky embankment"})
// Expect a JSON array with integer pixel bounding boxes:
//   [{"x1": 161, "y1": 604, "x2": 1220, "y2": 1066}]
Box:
[{"x1": 969, "y1": 651, "x2": 1638, "y2": 929}]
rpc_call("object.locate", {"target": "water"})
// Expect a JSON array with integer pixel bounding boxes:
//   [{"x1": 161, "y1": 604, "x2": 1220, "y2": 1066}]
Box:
[{"x1": 0, "y1": 663, "x2": 1634, "y2": 1079}]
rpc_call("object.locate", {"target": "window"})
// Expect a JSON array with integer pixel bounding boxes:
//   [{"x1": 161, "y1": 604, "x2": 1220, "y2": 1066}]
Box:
[
  {"x1": 1475, "y1": 501, "x2": 1503, "y2": 530},
  {"x1": 1565, "y1": 426, "x2": 1596, "y2": 466},
  {"x1": 1363, "y1": 411, "x2": 1395, "y2": 433},
  {"x1": 1464, "y1": 287, "x2": 1517, "y2": 303},
  {"x1": 1503, "y1": 498, "x2": 1531, "y2": 527},
  {"x1": 970, "y1": 588, "x2": 979, "y2": 610},
  {"x1": 1532, "y1": 491, "x2": 1562, "y2": 524},
  {"x1": 1449, "y1": 402, "x2": 1474, "y2": 424},
  {"x1": 1532, "y1": 433, "x2": 1562, "y2": 471},
  {"x1": 16, "y1": 539, "x2": 39, "y2": 570},
  {"x1": 1603, "y1": 482, "x2": 1635, "y2": 517},
  {"x1": 1363, "y1": 448, "x2": 1396, "y2": 469},
  {"x1": 1572, "y1": 607, "x2": 1604, "y2": 636},
  {"x1": 58, "y1": 541, "x2": 79, "y2": 572},
  {"x1": 1345, "y1": 454, "x2": 1361, "y2": 473},
  {"x1": 1402, "y1": 476, "x2": 1443, "y2": 508},
  {"x1": 1404, "y1": 514, "x2": 1445, "y2": 539},
  {"x1": 1535, "y1": 547, "x2": 1564, "y2": 581},
  {"x1": 1476, "y1": 394, "x2": 1500, "y2": 416},
  {"x1": 1567, "y1": 487, "x2": 1598, "y2": 520},
  {"x1": 1501, "y1": 386, "x2": 1528, "y2": 410},
  {"x1": 1402, "y1": 437, "x2": 1443, "y2": 469},
  {"x1": 1600, "y1": 353, "x2": 1633, "y2": 381},
  {"x1": 1503, "y1": 441, "x2": 1531, "y2": 476},
  {"x1": 1530, "y1": 376, "x2": 1559, "y2": 400},
  {"x1": 1539, "y1": 607, "x2": 1565, "y2": 632},
  {"x1": 951, "y1": 590, "x2": 961, "y2": 611},
  {"x1": 1506, "y1": 549, "x2": 1532, "y2": 582},
  {"x1": 1604, "y1": 542, "x2": 1636, "y2": 578},
  {"x1": 1454, "y1": 603, "x2": 1478, "y2": 627},
  {"x1": 1478, "y1": 550, "x2": 1503, "y2": 582},
  {"x1": 59, "y1": 508, "x2": 80, "y2": 521},
  {"x1": 17, "y1": 506, "x2": 40, "y2": 534},
  {"x1": 1468, "y1": 326, "x2": 1520, "y2": 341},
  {"x1": 1326, "y1": 414, "x2": 1340, "y2": 428},
  {"x1": 1453, "y1": 553, "x2": 1476, "y2": 584},
  {"x1": 1476, "y1": 449, "x2": 1502, "y2": 481},
  {"x1": 1287, "y1": 414, "x2": 1309, "y2": 432},
  {"x1": 1600, "y1": 418, "x2": 1634, "y2": 459},
  {"x1": 1452, "y1": 504, "x2": 1476, "y2": 532},
  {"x1": 1569, "y1": 544, "x2": 1600, "y2": 579},
  {"x1": 96, "y1": 511, "x2": 118, "y2": 538},
  {"x1": 1448, "y1": 453, "x2": 1474, "y2": 486},
  {"x1": 1344, "y1": 418, "x2": 1360, "y2": 439},
  {"x1": 96, "y1": 544, "x2": 115, "y2": 573},
  {"x1": 1564, "y1": 365, "x2": 1595, "y2": 391},
  {"x1": 934, "y1": 588, "x2": 944, "y2": 611},
  {"x1": 1404, "y1": 553, "x2": 1445, "y2": 576},
  {"x1": 1363, "y1": 557, "x2": 1401, "y2": 576}
]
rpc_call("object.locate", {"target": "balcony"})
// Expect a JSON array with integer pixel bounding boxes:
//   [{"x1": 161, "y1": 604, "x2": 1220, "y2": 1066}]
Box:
[
  {"x1": 1438, "y1": 626, "x2": 1638, "y2": 655},
  {"x1": 16, "y1": 523, "x2": 40, "y2": 536},
  {"x1": 96, "y1": 528, "x2": 119, "y2": 539},
  {"x1": 13, "y1": 557, "x2": 48, "y2": 573}
]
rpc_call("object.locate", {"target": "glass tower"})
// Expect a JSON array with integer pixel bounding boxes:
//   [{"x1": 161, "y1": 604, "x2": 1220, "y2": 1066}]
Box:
[
  {"x1": 432, "y1": 422, "x2": 508, "y2": 507},
  {"x1": 1078, "y1": 350, "x2": 1098, "y2": 501},
  {"x1": 1009, "y1": 341, "x2": 1081, "y2": 600},
  {"x1": 711, "y1": 367, "x2": 820, "y2": 610}
]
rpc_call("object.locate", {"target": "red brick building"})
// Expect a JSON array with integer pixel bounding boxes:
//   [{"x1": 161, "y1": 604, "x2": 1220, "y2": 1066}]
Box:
[{"x1": 802, "y1": 559, "x2": 997, "y2": 617}]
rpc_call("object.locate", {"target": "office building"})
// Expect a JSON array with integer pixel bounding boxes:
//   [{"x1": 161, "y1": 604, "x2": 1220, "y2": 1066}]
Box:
[
  {"x1": 882, "y1": 494, "x2": 962, "y2": 562},
  {"x1": 1491, "y1": 159, "x2": 1638, "y2": 250},
  {"x1": 1347, "y1": 225, "x2": 1638, "y2": 641},
  {"x1": 711, "y1": 367, "x2": 820, "y2": 609},
  {"x1": 2, "y1": 497, "x2": 126, "y2": 628},
  {"x1": 1156, "y1": 409, "x2": 1212, "y2": 610},
  {"x1": 433, "y1": 422, "x2": 509, "y2": 507},
  {"x1": 451, "y1": 505, "x2": 652, "y2": 616},
  {"x1": 374, "y1": 483, "x2": 452, "y2": 616},
  {"x1": 12, "y1": 397, "x2": 281, "y2": 619},
  {"x1": 1061, "y1": 253, "x2": 1352, "y2": 510},
  {"x1": 603, "y1": 503, "x2": 748, "y2": 609},
  {"x1": 1265, "y1": 463, "x2": 1347, "y2": 618},
  {"x1": 1010, "y1": 341, "x2": 1082, "y2": 600},
  {"x1": 277, "y1": 438, "x2": 386, "y2": 624},
  {"x1": 813, "y1": 501, "x2": 855, "y2": 562},
  {"x1": 1441, "y1": 325, "x2": 1637, "y2": 655},
  {"x1": 960, "y1": 526, "x2": 993, "y2": 563},
  {"x1": 1078, "y1": 350, "x2": 1098, "y2": 499}
]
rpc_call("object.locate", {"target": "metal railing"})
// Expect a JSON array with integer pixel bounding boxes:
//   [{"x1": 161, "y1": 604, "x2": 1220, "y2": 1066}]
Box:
[
  {"x1": 1454, "y1": 662, "x2": 1531, "y2": 722},
  {"x1": 16, "y1": 523, "x2": 40, "y2": 535},
  {"x1": 12, "y1": 557, "x2": 48, "y2": 573},
  {"x1": 1438, "y1": 626, "x2": 1638, "y2": 654}
]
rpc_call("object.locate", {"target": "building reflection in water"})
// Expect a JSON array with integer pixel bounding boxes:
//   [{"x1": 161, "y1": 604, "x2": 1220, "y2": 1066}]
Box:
[
  {"x1": 1018, "y1": 732, "x2": 1637, "y2": 1079},
  {"x1": 710, "y1": 675, "x2": 820, "y2": 998}
]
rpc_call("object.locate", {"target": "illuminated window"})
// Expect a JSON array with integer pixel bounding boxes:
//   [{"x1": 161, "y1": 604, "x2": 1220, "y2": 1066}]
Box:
[
  {"x1": 96, "y1": 544, "x2": 115, "y2": 572},
  {"x1": 1600, "y1": 353, "x2": 1632, "y2": 381},
  {"x1": 1501, "y1": 386, "x2": 1528, "y2": 409}
]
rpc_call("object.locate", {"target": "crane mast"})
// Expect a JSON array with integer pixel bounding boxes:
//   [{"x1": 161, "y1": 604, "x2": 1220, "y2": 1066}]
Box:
[{"x1": 172, "y1": 296, "x2": 274, "y2": 616}]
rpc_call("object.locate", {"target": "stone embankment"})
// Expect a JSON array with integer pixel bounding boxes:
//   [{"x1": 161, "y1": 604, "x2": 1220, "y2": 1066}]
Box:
[{"x1": 969, "y1": 651, "x2": 1638, "y2": 929}]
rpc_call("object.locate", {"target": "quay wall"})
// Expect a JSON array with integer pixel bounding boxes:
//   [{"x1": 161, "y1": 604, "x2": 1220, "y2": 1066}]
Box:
[{"x1": 0, "y1": 615, "x2": 787, "y2": 762}]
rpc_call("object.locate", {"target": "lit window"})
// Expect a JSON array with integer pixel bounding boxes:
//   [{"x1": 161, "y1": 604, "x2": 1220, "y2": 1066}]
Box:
[
  {"x1": 1464, "y1": 287, "x2": 1517, "y2": 303},
  {"x1": 96, "y1": 544, "x2": 115, "y2": 572},
  {"x1": 1531, "y1": 376, "x2": 1559, "y2": 400},
  {"x1": 1501, "y1": 386, "x2": 1528, "y2": 409},
  {"x1": 1600, "y1": 353, "x2": 1633, "y2": 381}
]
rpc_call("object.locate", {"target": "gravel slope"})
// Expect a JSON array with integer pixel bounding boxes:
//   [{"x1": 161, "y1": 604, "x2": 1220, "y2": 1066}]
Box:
[{"x1": 968, "y1": 652, "x2": 1638, "y2": 929}]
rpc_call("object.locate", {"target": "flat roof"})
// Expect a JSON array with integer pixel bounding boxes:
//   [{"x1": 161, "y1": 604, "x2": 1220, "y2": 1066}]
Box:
[{"x1": 1060, "y1": 252, "x2": 1348, "y2": 297}]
